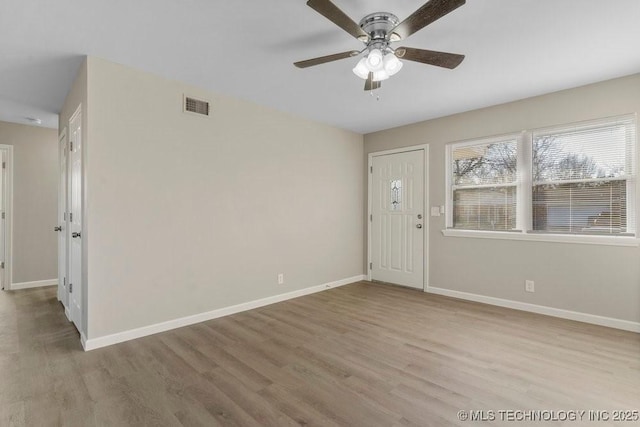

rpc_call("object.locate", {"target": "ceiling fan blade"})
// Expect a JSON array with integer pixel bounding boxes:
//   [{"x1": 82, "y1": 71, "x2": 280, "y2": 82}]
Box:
[
  {"x1": 294, "y1": 50, "x2": 359, "y2": 68},
  {"x1": 307, "y1": 0, "x2": 368, "y2": 40},
  {"x1": 364, "y1": 72, "x2": 381, "y2": 91},
  {"x1": 395, "y1": 47, "x2": 465, "y2": 69},
  {"x1": 392, "y1": 0, "x2": 465, "y2": 40}
]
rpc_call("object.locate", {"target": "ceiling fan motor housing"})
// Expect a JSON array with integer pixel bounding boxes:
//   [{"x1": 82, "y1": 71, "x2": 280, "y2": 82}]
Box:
[{"x1": 359, "y1": 12, "x2": 400, "y2": 43}]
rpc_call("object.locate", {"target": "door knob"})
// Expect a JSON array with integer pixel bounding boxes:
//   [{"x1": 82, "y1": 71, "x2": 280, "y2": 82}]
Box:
[
  {"x1": 416, "y1": 224, "x2": 423, "y2": 229},
  {"x1": 54, "y1": 226, "x2": 62, "y2": 232},
  {"x1": 417, "y1": 214, "x2": 423, "y2": 219},
  {"x1": 72, "y1": 232, "x2": 81, "y2": 238}
]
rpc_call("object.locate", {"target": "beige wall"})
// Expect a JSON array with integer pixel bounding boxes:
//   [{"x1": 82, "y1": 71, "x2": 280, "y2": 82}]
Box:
[
  {"x1": 364, "y1": 73, "x2": 640, "y2": 324},
  {"x1": 82, "y1": 57, "x2": 364, "y2": 339},
  {"x1": 0, "y1": 121, "x2": 58, "y2": 284}
]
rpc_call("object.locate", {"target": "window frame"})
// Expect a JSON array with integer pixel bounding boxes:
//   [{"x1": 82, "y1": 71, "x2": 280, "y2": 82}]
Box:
[
  {"x1": 443, "y1": 114, "x2": 639, "y2": 247},
  {"x1": 445, "y1": 132, "x2": 524, "y2": 231}
]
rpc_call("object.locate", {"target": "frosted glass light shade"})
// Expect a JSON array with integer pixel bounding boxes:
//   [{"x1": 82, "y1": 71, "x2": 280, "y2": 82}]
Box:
[
  {"x1": 384, "y1": 53, "x2": 403, "y2": 76},
  {"x1": 372, "y1": 69, "x2": 389, "y2": 82},
  {"x1": 352, "y1": 58, "x2": 369, "y2": 80},
  {"x1": 366, "y1": 49, "x2": 384, "y2": 71}
]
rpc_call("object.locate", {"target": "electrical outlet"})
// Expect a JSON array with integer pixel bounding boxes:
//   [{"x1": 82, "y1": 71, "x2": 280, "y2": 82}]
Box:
[
  {"x1": 278, "y1": 273, "x2": 284, "y2": 285},
  {"x1": 525, "y1": 280, "x2": 535, "y2": 293}
]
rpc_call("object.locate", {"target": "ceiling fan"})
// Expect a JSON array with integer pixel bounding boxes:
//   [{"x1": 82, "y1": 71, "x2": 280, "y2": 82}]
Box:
[{"x1": 294, "y1": 0, "x2": 466, "y2": 91}]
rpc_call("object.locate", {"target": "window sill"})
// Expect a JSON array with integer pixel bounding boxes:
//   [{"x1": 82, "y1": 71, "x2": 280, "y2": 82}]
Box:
[{"x1": 441, "y1": 229, "x2": 640, "y2": 247}]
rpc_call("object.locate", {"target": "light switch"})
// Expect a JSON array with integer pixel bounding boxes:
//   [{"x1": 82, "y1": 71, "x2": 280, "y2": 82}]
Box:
[{"x1": 430, "y1": 207, "x2": 441, "y2": 217}]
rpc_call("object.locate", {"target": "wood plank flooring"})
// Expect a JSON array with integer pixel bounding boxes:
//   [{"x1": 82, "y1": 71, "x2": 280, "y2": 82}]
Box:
[{"x1": 1, "y1": 282, "x2": 638, "y2": 426}]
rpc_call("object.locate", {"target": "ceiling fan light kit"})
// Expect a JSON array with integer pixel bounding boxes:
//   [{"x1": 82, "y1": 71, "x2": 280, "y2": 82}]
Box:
[
  {"x1": 354, "y1": 50, "x2": 404, "y2": 82},
  {"x1": 294, "y1": 0, "x2": 467, "y2": 91}
]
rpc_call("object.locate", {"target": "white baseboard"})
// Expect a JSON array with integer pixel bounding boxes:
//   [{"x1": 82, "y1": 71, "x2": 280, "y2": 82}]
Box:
[
  {"x1": 10, "y1": 279, "x2": 57, "y2": 290},
  {"x1": 427, "y1": 285, "x2": 640, "y2": 333},
  {"x1": 83, "y1": 275, "x2": 366, "y2": 351},
  {"x1": 65, "y1": 307, "x2": 71, "y2": 322}
]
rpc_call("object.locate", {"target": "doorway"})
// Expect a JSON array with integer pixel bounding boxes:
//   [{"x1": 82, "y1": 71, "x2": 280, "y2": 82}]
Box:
[{"x1": 368, "y1": 146, "x2": 428, "y2": 290}]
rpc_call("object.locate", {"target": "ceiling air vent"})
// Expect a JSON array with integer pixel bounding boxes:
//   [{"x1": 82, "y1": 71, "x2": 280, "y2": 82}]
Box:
[{"x1": 184, "y1": 95, "x2": 210, "y2": 117}]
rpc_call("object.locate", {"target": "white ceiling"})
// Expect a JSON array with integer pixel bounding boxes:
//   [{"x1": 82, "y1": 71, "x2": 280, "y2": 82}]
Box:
[{"x1": 1, "y1": 0, "x2": 640, "y2": 134}]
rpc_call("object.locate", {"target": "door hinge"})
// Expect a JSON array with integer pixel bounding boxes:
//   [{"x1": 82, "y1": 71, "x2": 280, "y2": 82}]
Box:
[
  {"x1": 64, "y1": 277, "x2": 66, "y2": 287},
  {"x1": 69, "y1": 212, "x2": 73, "y2": 222},
  {"x1": 70, "y1": 141, "x2": 73, "y2": 152},
  {"x1": 370, "y1": 214, "x2": 373, "y2": 222},
  {"x1": 369, "y1": 262, "x2": 373, "y2": 270},
  {"x1": 1, "y1": 212, "x2": 4, "y2": 220},
  {"x1": 69, "y1": 283, "x2": 73, "y2": 293},
  {"x1": 2, "y1": 162, "x2": 5, "y2": 169},
  {"x1": 1, "y1": 262, "x2": 4, "y2": 269},
  {"x1": 370, "y1": 166, "x2": 373, "y2": 173}
]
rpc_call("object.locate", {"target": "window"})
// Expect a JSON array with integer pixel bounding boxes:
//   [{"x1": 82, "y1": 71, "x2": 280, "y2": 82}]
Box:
[
  {"x1": 446, "y1": 115, "x2": 637, "y2": 241},
  {"x1": 450, "y1": 136, "x2": 520, "y2": 231},
  {"x1": 532, "y1": 117, "x2": 635, "y2": 235},
  {"x1": 390, "y1": 179, "x2": 402, "y2": 210}
]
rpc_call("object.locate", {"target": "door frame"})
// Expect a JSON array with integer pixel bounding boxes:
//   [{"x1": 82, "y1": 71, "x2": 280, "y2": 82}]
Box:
[
  {"x1": 57, "y1": 127, "x2": 68, "y2": 308},
  {"x1": 367, "y1": 144, "x2": 429, "y2": 291},
  {"x1": 0, "y1": 145, "x2": 13, "y2": 290}
]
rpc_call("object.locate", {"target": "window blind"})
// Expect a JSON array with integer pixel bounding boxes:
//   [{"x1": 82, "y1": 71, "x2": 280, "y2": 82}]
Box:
[
  {"x1": 451, "y1": 139, "x2": 518, "y2": 231},
  {"x1": 532, "y1": 116, "x2": 636, "y2": 235}
]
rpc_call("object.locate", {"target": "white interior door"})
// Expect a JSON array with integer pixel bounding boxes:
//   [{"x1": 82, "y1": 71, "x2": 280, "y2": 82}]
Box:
[
  {"x1": 69, "y1": 110, "x2": 83, "y2": 330},
  {"x1": 57, "y1": 130, "x2": 68, "y2": 306},
  {"x1": 371, "y1": 149, "x2": 425, "y2": 289}
]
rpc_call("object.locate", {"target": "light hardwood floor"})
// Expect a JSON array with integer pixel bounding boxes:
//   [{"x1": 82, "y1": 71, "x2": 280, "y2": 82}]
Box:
[{"x1": 1, "y1": 282, "x2": 639, "y2": 426}]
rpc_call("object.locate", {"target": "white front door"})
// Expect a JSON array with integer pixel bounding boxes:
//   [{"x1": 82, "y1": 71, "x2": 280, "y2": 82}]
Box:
[
  {"x1": 57, "y1": 130, "x2": 68, "y2": 306},
  {"x1": 371, "y1": 149, "x2": 425, "y2": 289},
  {"x1": 69, "y1": 109, "x2": 83, "y2": 330}
]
